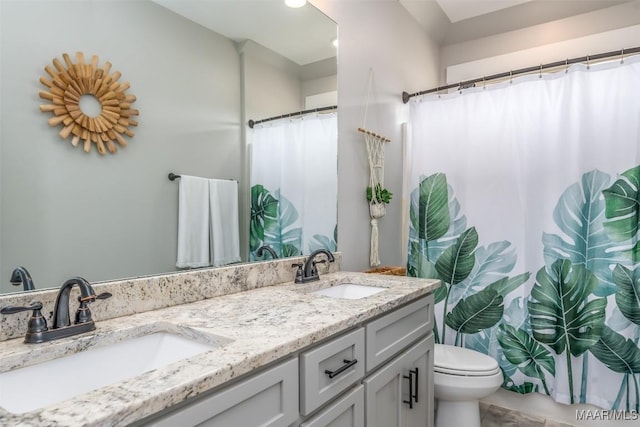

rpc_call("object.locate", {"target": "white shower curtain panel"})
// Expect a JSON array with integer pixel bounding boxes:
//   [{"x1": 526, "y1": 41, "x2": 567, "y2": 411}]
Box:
[
  {"x1": 408, "y1": 56, "x2": 640, "y2": 410},
  {"x1": 250, "y1": 113, "x2": 337, "y2": 260}
]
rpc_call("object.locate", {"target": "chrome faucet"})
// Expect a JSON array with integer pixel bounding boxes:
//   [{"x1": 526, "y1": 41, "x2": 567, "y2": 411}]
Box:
[
  {"x1": 0, "y1": 276, "x2": 111, "y2": 343},
  {"x1": 256, "y1": 245, "x2": 278, "y2": 259},
  {"x1": 10, "y1": 266, "x2": 35, "y2": 291},
  {"x1": 294, "y1": 249, "x2": 335, "y2": 284}
]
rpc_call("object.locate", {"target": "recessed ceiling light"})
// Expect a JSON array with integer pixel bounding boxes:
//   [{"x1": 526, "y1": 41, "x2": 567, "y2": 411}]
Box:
[
  {"x1": 285, "y1": 0, "x2": 306, "y2": 8},
  {"x1": 332, "y1": 38, "x2": 338, "y2": 48}
]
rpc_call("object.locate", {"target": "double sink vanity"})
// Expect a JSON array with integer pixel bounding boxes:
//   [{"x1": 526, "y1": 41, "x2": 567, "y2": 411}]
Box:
[{"x1": 0, "y1": 254, "x2": 440, "y2": 426}]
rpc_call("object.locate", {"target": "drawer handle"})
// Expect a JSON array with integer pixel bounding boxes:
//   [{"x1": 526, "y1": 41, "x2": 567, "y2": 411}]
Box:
[
  {"x1": 403, "y1": 368, "x2": 419, "y2": 408},
  {"x1": 325, "y1": 359, "x2": 358, "y2": 379},
  {"x1": 412, "y1": 368, "x2": 419, "y2": 403}
]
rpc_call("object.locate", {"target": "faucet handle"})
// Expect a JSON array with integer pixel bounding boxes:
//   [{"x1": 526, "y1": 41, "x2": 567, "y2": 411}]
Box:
[
  {"x1": 0, "y1": 302, "x2": 42, "y2": 315},
  {"x1": 292, "y1": 262, "x2": 304, "y2": 283},
  {"x1": 75, "y1": 300, "x2": 93, "y2": 324},
  {"x1": 77, "y1": 291, "x2": 111, "y2": 303},
  {"x1": 75, "y1": 292, "x2": 111, "y2": 324},
  {"x1": 1, "y1": 302, "x2": 48, "y2": 335}
]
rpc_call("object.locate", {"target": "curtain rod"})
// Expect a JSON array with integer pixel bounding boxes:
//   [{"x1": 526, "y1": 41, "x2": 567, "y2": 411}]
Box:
[
  {"x1": 248, "y1": 105, "x2": 337, "y2": 128},
  {"x1": 402, "y1": 46, "x2": 640, "y2": 104}
]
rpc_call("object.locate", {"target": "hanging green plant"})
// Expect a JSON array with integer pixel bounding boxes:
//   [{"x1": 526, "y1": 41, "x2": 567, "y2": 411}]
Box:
[{"x1": 366, "y1": 184, "x2": 393, "y2": 204}]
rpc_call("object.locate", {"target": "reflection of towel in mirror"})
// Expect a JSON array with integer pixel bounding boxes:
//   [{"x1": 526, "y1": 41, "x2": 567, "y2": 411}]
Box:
[
  {"x1": 209, "y1": 179, "x2": 241, "y2": 267},
  {"x1": 176, "y1": 175, "x2": 211, "y2": 268}
]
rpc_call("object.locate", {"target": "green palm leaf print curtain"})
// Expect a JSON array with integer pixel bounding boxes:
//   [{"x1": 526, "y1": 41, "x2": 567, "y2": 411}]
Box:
[
  {"x1": 407, "y1": 56, "x2": 640, "y2": 411},
  {"x1": 250, "y1": 113, "x2": 337, "y2": 260}
]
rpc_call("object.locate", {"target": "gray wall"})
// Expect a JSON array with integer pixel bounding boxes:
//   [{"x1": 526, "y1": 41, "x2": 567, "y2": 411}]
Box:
[
  {"x1": 0, "y1": 0, "x2": 242, "y2": 291},
  {"x1": 313, "y1": 0, "x2": 441, "y2": 272},
  {"x1": 241, "y1": 40, "x2": 305, "y2": 122}
]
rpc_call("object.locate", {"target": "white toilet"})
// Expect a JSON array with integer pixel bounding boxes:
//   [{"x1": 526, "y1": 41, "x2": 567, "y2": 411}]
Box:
[{"x1": 433, "y1": 344, "x2": 503, "y2": 427}]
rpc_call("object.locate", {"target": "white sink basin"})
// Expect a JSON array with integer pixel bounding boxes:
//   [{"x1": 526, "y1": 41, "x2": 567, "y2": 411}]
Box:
[
  {"x1": 311, "y1": 283, "x2": 386, "y2": 299},
  {"x1": 0, "y1": 331, "x2": 220, "y2": 414}
]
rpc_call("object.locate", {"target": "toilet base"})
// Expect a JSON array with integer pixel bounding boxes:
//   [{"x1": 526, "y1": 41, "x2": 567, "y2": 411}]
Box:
[{"x1": 435, "y1": 399, "x2": 481, "y2": 427}]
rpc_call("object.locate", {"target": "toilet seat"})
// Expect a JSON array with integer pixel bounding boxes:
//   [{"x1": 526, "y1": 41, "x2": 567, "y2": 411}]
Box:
[{"x1": 434, "y1": 344, "x2": 501, "y2": 376}]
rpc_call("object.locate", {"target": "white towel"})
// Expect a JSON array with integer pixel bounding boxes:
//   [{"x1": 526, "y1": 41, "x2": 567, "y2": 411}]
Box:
[
  {"x1": 209, "y1": 179, "x2": 241, "y2": 267},
  {"x1": 176, "y1": 175, "x2": 211, "y2": 268}
]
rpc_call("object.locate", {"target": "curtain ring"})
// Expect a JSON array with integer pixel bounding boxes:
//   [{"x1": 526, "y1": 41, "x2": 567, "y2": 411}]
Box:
[
  {"x1": 539, "y1": 64, "x2": 543, "y2": 79},
  {"x1": 509, "y1": 71, "x2": 513, "y2": 84},
  {"x1": 482, "y1": 76, "x2": 486, "y2": 90},
  {"x1": 565, "y1": 59, "x2": 569, "y2": 74},
  {"x1": 586, "y1": 55, "x2": 590, "y2": 70},
  {"x1": 621, "y1": 48, "x2": 625, "y2": 64}
]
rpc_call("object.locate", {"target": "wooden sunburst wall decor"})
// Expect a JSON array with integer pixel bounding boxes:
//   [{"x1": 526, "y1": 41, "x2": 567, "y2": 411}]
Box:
[{"x1": 39, "y1": 52, "x2": 139, "y2": 155}]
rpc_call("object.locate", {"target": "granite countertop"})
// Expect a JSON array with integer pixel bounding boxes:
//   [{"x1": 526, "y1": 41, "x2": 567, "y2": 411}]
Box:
[{"x1": 0, "y1": 272, "x2": 439, "y2": 427}]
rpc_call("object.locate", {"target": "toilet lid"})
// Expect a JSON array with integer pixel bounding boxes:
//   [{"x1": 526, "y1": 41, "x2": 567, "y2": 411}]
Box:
[{"x1": 434, "y1": 344, "x2": 501, "y2": 376}]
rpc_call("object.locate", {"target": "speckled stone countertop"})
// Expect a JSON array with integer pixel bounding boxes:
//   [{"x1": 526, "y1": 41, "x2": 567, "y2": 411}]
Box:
[{"x1": 0, "y1": 272, "x2": 439, "y2": 426}]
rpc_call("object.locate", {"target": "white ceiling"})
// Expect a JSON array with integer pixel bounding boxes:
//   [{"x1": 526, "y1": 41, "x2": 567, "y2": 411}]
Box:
[
  {"x1": 435, "y1": 0, "x2": 533, "y2": 23},
  {"x1": 400, "y1": 0, "x2": 630, "y2": 45},
  {"x1": 153, "y1": 0, "x2": 629, "y2": 65},
  {"x1": 152, "y1": 0, "x2": 337, "y2": 66}
]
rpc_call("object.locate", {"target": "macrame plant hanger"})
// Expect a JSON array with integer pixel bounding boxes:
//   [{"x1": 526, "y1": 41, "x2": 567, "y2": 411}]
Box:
[{"x1": 359, "y1": 69, "x2": 390, "y2": 267}]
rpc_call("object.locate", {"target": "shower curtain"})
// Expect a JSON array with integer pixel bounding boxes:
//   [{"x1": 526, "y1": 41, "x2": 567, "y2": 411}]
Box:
[
  {"x1": 407, "y1": 56, "x2": 640, "y2": 411},
  {"x1": 250, "y1": 113, "x2": 337, "y2": 260}
]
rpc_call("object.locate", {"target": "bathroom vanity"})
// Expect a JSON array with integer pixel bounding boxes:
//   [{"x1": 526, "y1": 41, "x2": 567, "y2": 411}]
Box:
[
  {"x1": 137, "y1": 294, "x2": 434, "y2": 427},
  {"x1": 0, "y1": 258, "x2": 439, "y2": 427}
]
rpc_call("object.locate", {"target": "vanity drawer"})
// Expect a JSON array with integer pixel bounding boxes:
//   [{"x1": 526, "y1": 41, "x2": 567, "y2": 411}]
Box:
[
  {"x1": 365, "y1": 295, "x2": 433, "y2": 372},
  {"x1": 141, "y1": 357, "x2": 298, "y2": 427},
  {"x1": 300, "y1": 327, "x2": 365, "y2": 416}
]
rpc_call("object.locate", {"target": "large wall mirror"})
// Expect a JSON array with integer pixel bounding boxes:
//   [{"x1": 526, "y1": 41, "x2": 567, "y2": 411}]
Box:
[{"x1": 0, "y1": 0, "x2": 337, "y2": 294}]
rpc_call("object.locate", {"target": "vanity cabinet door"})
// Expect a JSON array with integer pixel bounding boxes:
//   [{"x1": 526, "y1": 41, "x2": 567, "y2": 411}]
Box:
[
  {"x1": 299, "y1": 385, "x2": 364, "y2": 427},
  {"x1": 365, "y1": 295, "x2": 433, "y2": 372},
  {"x1": 363, "y1": 336, "x2": 433, "y2": 427},
  {"x1": 400, "y1": 336, "x2": 434, "y2": 427},
  {"x1": 363, "y1": 347, "x2": 404, "y2": 427},
  {"x1": 141, "y1": 358, "x2": 298, "y2": 427}
]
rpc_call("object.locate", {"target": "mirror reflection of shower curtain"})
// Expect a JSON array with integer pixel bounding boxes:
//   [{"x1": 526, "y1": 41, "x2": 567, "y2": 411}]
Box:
[
  {"x1": 407, "y1": 56, "x2": 640, "y2": 411},
  {"x1": 250, "y1": 113, "x2": 337, "y2": 260}
]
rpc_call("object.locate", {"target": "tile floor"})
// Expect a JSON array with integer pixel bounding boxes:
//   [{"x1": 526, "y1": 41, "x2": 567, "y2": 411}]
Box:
[{"x1": 480, "y1": 403, "x2": 575, "y2": 427}]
